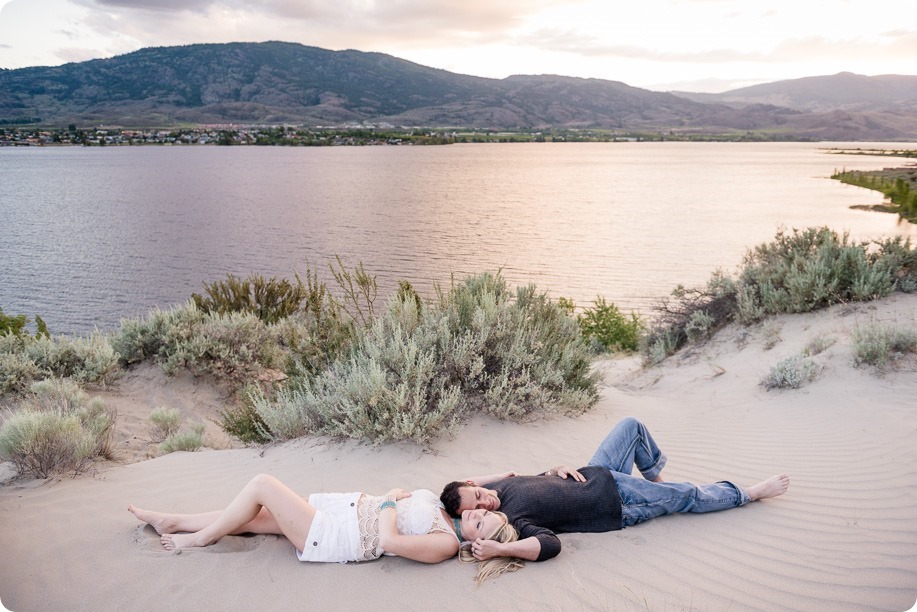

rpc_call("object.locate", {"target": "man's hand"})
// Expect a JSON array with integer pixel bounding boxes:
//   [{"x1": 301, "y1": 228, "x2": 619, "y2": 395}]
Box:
[
  {"x1": 470, "y1": 538, "x2": 503, "y2": 561},
  {"x1": 545, "y1": 465, "x2": 585, "y2": 482},
  {"x1": 470, "y1": 536, "x2": 542, "y2": 561}
]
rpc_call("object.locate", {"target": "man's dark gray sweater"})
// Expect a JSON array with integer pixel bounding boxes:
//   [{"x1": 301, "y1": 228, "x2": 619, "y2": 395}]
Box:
[{"x1": 489, "y1": 465, "x2": 623, "y2": 561}]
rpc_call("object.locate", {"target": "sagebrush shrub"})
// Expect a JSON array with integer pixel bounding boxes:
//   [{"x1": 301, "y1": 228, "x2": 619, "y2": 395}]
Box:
[
  {"x1": 250, "y1": 272, "x2": 598, "y2": 444},
  {"x1": 1, "y1": 332, "x2": 117, "y2": 395},
  {"x1": 0, "y1": 379, "x2": 115, "y2": 477},
  {"x1": 23, "y1": 333, "x2": 118, "y2": 383},
  {"x1": 685, "y1": 310, "x2": 715, "y2": 344},
  {"x1": 761, "y1": 355, "x2": 821, "y2": 389},
  {"x1": 804, "y1": 334, "x2": 836, "y2": 356},
  {"x1": 739, "y1": 227, "x2": 896, "y2": 314},
  {"x1": 160, "y1": 422, "x2": 205, "y2": 453},
  {"x1": 852, "y1": 322, "x2": 917, "y2": 367},
  {"x1": 148, "y1": 407, "x2": 181, "y2": 442},
  {"x1": 642, "y1": 228, "x2": 916, "y2": 363},
  {"x1": 0, "y1": 350, "x2": 43, "y2": 395},
  {"x1": 112, "y1": 303, "x2": 277, "y2": 383},
  {"x1": 642, "y1": 270, "x2": 737, "y2": 363}
]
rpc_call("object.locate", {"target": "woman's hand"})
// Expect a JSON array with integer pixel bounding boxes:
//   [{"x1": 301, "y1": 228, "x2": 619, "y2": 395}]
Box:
[
  {"x1": 502, "y1": 471, "x2": 519, "y2": 479},
  {"x1": 385, "y1": 488, "x2": 412, "y2": 501}
]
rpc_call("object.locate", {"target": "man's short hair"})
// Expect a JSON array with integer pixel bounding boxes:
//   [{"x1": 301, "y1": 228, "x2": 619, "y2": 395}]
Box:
[{"x1": 440, "y1": 481, "x2": 469, "y2": 517}]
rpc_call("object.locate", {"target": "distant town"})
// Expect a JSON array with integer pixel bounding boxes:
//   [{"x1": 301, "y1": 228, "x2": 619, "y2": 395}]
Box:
[{"x1": 0, "y1": 124, "x2": 796, "y2": 147}]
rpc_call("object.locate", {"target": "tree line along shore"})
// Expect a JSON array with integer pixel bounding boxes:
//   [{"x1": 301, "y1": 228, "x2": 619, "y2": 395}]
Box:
[
  {"x1": 825, "y1": 147, "x2": 917, "y2": 224},
  {"x1": 2, "y1": 124, "x2": 831, "y2": 148}
]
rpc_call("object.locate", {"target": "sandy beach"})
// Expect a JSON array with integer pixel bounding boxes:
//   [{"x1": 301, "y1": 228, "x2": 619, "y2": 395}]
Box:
[{"x1": 1, "y1": 292, "x2": 915, "y2": 611}]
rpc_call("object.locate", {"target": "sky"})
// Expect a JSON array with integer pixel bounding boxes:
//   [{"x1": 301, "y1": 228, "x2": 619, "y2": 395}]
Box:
[{"x1": 0, "y1": 0, "x2": 915, "y2": 93}]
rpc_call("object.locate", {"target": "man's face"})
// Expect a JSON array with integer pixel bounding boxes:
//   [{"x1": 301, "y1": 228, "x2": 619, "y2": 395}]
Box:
[{"x1": 457, "y1": 485, "x2": 501, "y2": 512}]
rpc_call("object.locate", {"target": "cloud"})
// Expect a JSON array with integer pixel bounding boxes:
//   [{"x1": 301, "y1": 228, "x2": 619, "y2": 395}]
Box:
[
  {"x1": 771, "y1": 33, "x2": 917, "y2": 64},
  {"x1": 65, "y1": 0, "x2": 578, "y2": 59},
  {"x1": 54, "y1": 46, "x2": 110, "y2": 63},
  {"x1": 513, "y1": 28, "x2": 762, "y2": 63},
  {"x1": 92, "y1": 0, "x2": 212, "y2": 11},
  {"x1": 83, "y1": 0, "x2": 572, "y2": 30}
]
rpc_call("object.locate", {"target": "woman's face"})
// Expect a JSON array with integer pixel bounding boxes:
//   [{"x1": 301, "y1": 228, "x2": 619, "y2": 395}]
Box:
[{"x1": 460, "y1": 509, "x2": 505, "y2": 541}]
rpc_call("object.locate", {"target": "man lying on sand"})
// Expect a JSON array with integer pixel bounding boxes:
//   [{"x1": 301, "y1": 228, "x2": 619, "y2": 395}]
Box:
[{"x1": 440, "y1": 417, "x2": 790, "y2": 562}]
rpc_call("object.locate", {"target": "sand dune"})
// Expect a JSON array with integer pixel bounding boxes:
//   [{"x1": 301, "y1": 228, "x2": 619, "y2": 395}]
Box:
[{"x1": 0, "y1": 293, "x2": 915, "y2": 611}]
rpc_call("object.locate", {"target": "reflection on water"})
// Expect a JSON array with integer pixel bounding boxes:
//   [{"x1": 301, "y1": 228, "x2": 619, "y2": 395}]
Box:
[{"x1": 1, "y1": 142, "x2": 915, "y2": 335}]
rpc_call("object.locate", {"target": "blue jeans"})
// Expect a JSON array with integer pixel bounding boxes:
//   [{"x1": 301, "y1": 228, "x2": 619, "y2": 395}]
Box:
[{"x1": 588, "y1": 417, "x2": 750, "y2": 527}]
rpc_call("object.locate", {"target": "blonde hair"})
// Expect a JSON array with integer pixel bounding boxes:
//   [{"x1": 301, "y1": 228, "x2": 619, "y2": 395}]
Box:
[{"x1": 457, "y1": 511, "x2": 525, "y2": 583}]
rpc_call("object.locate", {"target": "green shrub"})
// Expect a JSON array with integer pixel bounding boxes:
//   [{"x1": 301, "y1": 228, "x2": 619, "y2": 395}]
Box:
[
  {"x1": 270, "y1": 285, "x2": 354, "y2": 376},
  {"x1": 852, "y1": 322, "x2": 917, "y2": 367},
  {"x1": 192, "y1": 273, "x2": 311, "y2": 324},
  {"x1": 0, "y1": 308, "x2": 48, "y2": 338},
  {"x1": 761, "y1": 355, "x2": 821, "y2": 389},
  {"x1": 330, "y1": 257, "x2": 378, "y2": 326},
  {"x1": 575, "y1": 297, "x2": 643, "y2": 352},
  {"x1": 218, "y1": 384, "x2": 273, "y2": 443},
  {"x1": 160, "y1": 422, "x2": 205, "y2": 453},
  {"x1": 148, "y1": 407, "x2": 181, "y2": 442},
  {"x1": 0, "y1": 379, "x2": 115, "y2": 477}
]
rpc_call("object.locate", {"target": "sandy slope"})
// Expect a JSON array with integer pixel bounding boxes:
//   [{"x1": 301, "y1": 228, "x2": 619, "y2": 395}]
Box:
[{"x1": 0, "y1": 293, "x2": 914, "y2": 611}]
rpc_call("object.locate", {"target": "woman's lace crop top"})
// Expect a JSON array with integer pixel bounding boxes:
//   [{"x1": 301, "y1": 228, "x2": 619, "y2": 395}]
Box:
[{"x1": 356, "y1": 488, "x2": 457, "y2": 561}]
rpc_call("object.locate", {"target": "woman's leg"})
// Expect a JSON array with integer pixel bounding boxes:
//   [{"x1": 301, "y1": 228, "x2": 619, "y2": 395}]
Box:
[
  {"x1": 128, "y1": 505, "x2": 283, "y2": 535},
  {"x1": 158, "y1": 474, "x2": 317, "y2": 551},
  {"x1": 588, "y1": 417, "x2": 667, "y2": 481}
]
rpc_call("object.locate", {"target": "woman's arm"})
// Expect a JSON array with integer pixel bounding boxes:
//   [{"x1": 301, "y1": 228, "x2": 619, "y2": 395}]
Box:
[
  {"x1": 464, "y1": 471, "x2": 518, "y2": 486},
  {"x1": 379, "y1": 530, "x2": 460, "y2": 563},
  {"x1": 377, "y1": 488, "x2": 459, "y2": 564}
]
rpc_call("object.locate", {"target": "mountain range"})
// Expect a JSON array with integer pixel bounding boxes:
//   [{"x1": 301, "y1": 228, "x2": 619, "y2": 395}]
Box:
[{"x1": 2, "y1": 41, "x2": 916, "y2": 140}]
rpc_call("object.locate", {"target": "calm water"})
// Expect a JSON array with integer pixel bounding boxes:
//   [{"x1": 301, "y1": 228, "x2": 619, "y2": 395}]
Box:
[{"x1": 1, "y1": 142, "x2": 916, "y2": 336}]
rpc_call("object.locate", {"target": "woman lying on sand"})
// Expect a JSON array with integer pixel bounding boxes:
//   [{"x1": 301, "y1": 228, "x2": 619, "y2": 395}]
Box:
[{"x1": 129, "y1": 474, "x2": 524, "y2": 582}]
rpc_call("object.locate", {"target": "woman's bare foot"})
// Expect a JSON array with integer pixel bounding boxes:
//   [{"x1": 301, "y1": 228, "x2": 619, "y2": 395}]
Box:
[
  {"x1": 161, "y1": 532, "x2": 202, "y2": 551},
  {"x1": 747, "y1": 473, "x2": 790, "y2": 501},
  {"x1": 128, "y1": 505, "x2": 179, "y2": 535}
]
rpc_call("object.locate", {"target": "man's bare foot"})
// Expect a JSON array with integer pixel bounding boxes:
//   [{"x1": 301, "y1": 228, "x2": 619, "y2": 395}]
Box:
[
  {"x1": 128, "y1": 505, "x2": 179, "y2": 535},
  {"x1": 161, "y1": 532, "x2": 202, "y2": 551},
  {"x1": 651, "y1": 476, "x2": 664, "y2": 483},
  {"x1": 747, "y1": 473, "x2": 790, "y2": 501}
]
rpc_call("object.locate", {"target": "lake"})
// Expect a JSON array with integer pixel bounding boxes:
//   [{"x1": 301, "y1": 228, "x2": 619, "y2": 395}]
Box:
[{"x1": 1, "y1": 142, "x2": 915, "y2": 336}]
